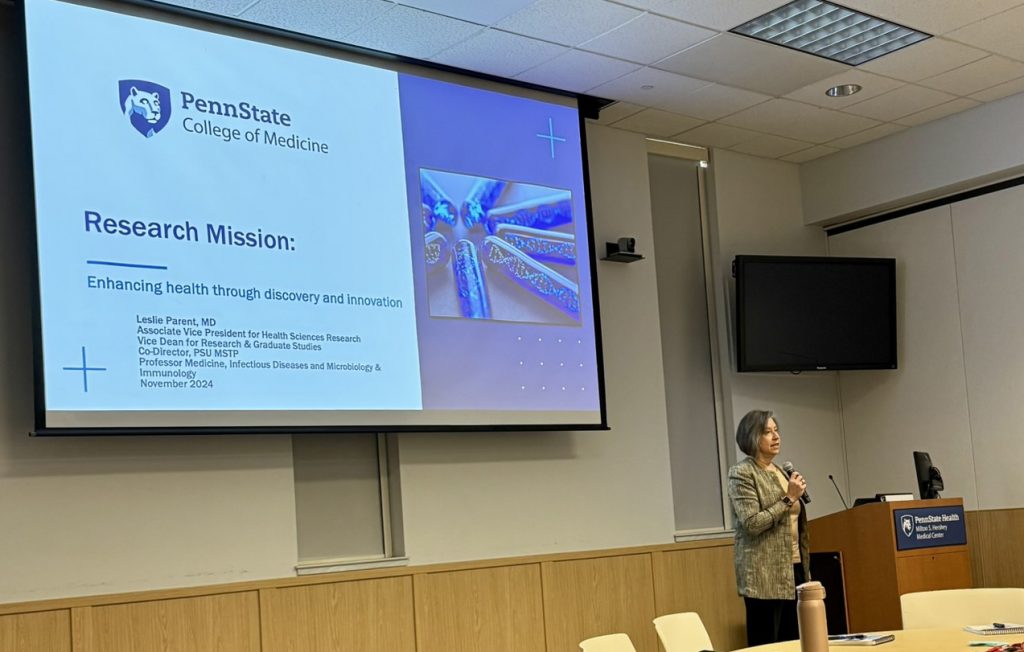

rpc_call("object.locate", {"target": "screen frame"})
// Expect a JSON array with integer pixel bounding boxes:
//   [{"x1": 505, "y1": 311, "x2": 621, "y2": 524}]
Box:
[
  {"x1": 20, "y1": 0, "x2": 610, "y2": 435},
  {"x1": 734, "y1": 254, "x2": 898, "y2": 373}
]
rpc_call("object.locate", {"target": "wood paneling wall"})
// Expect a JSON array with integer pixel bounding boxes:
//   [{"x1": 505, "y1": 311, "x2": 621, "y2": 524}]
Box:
[
  {"x1": 261, "y1": 577, "x2": 414, "y2": 652},
  {"x1": 76, "y1": 592, "x2": 260, "y2": 652},
  {"x1": 652, "y1": 545, "x2": 747, "y2": 651},
  {"x1": 0, "y1": 508, "x2": 1020, "y2": 652},
  {"x1": 414, "y1": 564, "x2": 544, "y2": 652},
  {"x1": 0, "y1": 610, "x2": 70, "y2": 652},
  {"x1": 542, "y1": 553, "x2": 659, "y2": 652},
  {"x1": 967, "y1": 509, "x2": 1024, "y2": 588}
]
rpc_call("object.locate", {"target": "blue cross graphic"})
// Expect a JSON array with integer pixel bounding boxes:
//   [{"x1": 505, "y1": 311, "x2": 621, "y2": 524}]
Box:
[
  {"x1": 536, "y1": 117, "x2": 566, "y2": 159},
  {"x1": 62, "y1": 346, "x2": 107, "y2": 393}
]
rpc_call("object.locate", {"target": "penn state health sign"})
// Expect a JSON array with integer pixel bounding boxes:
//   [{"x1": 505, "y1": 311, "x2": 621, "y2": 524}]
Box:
[{"x1": 893, "y1": 504, "x2": 967, "y2": 550}]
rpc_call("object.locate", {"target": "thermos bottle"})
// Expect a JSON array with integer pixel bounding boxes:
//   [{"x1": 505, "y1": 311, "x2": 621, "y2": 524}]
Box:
[{"x1": 797, "y1": 580, "x2": 829, "y2": 652}]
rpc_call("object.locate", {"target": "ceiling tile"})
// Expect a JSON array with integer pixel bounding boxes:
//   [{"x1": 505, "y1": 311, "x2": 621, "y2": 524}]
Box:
[
  {"x1": 669, "y1": 84, "x2": 770, "y2": 121},
  {"x1": 895, "y1": 98, "x2": 981, "y2": 127},
  {"x1": 430, "y1": 29, "x2": 568, "y2": 77},
  {"x1": 840, "y1": 0, "x2": 1024, "y2": 35},
  {"x1": 610, "y1": 108, "x2": 704, "y2": 138},
  {"x1": 919, "y1": 56, "x2": 1024, "y2": 96},
  {"x1": 970, "y1": 76, "x2": 1024, "y2": 102},
  {"x1": 515, "y1": 50, "x2": 639, "y2": 94},
  {"x1": 732, "y1": 134, "x2": 813, "y2": 159},
  {"x1": 719, "y1": 98, "x2": 880, "y2": 143},
  {"x1": 395, "y1": 0, "x2": 536, "y2": 25},
  {"x1": 496, "y1": 0, "x2": 640, "y2": 47},
  {"x1": 592, "y1": 101, "x2": 645, "y2": 125},
  {"x1": 172, "y1": 0, "x2": 258, "y2": 15},
  {"x1": 610, "y1": 0, "x2": 789, "y2": 31},
  {"x1": 200, "y1": 0, "x2": 1024, "y2": 150},
  {"x1": 239, "y1": 0, "x2": 394, "y2": 41},
  {"x1": 578, "y1": 13, "x2": 715, "y2": 65},
  {"x1": 344, "y1": 6, "x2": 482, "y2": 59},
  {"x1": 781, "y1": 145, "x2": 840, "y2": 163},
  {"x1": 674, "y1": 122, "x2": 763, "y2": 148},
  {"x1": 655, "y1": 33, "x2": 848, "y2": 96},
  {"x1": 945, "y1": 5, "x2": 1024, "y2": 60},
  {"x1": 841, "y1": 85, "x2": 958, "y2": 122},
  {"x1": 859, "y1": 38, "x2": 988, "y2": 83},
  {"x1": 587, "y1": 67, "x2": 710, "y2": 110},
  {"x1": 784, "y1": 70, "x2": 904, "y2": 110},
  {"x1": 827, "y1": 123, "x2": 906, "y2": 149}
]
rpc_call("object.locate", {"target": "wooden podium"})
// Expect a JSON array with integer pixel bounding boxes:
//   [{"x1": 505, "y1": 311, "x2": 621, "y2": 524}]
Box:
[{"x1": 808, "y1": 498, "x2": 972, "y2": 633}]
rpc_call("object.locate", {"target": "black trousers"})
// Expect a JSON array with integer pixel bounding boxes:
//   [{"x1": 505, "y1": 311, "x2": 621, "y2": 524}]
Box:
[{"x1": 743, "y1": 563, "x2": 806, "y2": 647}]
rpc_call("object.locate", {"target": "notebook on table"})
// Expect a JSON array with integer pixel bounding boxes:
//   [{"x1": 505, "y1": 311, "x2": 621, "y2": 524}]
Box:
[
  {"x1": 964, "y1": 623, "x2": 1024, "y2": 635},
  {"x1": 827, "y1": 633, "x2": 896, "y2": 646}
]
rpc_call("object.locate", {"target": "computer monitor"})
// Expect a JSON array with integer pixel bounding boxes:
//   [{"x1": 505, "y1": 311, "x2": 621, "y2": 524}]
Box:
[{"x1": 914, "y1": 451, "x2": 944, "y2": 499}]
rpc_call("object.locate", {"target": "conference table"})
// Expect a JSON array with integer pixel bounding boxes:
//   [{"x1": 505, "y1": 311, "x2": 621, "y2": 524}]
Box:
[{"x1": 732, "y1": 628, "x2": 1022, "y2": 651}]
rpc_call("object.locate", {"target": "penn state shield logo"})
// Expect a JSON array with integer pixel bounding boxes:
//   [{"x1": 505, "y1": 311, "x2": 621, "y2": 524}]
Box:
[
  {"x1": 118, "y1": 79, "x2": 171, "y2": 138},
  {"x1": 901, "y1": 514, "x2": 915, "y2": 537}
]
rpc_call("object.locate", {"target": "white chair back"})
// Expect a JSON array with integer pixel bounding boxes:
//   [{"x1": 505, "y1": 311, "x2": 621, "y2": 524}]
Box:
[
  {"x1": 901, "y1": 588, "x2": 1024, "y2": 629},
  {"x1": 653, "y1": 612, "x2": 714, "y2": 652},
  {"x1": 579, "y1": 632, "x2": 638, "y2": 652}
]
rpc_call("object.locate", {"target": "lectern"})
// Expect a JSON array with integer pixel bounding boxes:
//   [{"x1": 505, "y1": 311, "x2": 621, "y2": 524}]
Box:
[{"x1": 808, "y1": 498, "x2": 971, "y2": 633}]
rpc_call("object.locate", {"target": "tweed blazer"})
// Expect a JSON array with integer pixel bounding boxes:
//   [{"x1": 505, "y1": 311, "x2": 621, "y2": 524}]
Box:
[{"x1": 728, "y1": 457, "x2": 811, "y2": 600}]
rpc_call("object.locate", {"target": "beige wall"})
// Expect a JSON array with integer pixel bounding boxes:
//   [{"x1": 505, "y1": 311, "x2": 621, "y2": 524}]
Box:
[
  {"x1": 831, "y1": 184, "x2": 1024, "y2": 511},
  {"x1": 397, "y1": 125, "x2": 677, "y2": 564},
  {"x1": 0, "y1": 65, "x2": 849, "y2": 603},
  {"x1": 829, "y1": 207, "x2": 977, "y2": 508},
  {"x1": 950, "y1": 187, "x2": 1024, "y2": 508},
  {"x1": 708, "y1": 150, "x2": 849, "y2": 518},
  {"x1": 0, "y1": 10, "x2": 685, "y2": 593},
  {"x1": 1, "y1": 10, "x2": 685, "y2": 599},
  {"x1": 801, "y1": 92, "x2": 1024, "y2": 224},
  {"x1": 0, "y1": 8, "x2": 300, "y2": 604},
  {"x1": 21, "y1": 0, "x2": 1024, "y2": 606},
  {"x1": 752, "y1": 83, "x2": 1024, "y2": 512},
  {"x1": 805, "y1": 73, "x2": 1024, "y2": 511},
  {"x1": 0, "y1": 38, "x2": 835, "y2": 604}
]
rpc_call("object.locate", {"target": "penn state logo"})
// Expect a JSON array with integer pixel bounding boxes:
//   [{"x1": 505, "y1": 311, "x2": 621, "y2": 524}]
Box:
[
  {"x1": 901, "y1": 514, "x2": 915, "y2": 537},
  {"x1": 118, "y1": 79, "x2": 171, "y2": 138}
]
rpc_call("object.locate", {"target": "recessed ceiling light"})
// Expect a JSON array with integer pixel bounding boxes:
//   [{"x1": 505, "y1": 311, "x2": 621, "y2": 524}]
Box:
[
  {"x1": 731, "y1": 0, "x2": 930, "y2": 66},
  {"x1": 641, "y1": 84, "x2": 655, "y2": 90},
  {"x1": 826, "y1": 83, "x2": 862, "y2": 97}
]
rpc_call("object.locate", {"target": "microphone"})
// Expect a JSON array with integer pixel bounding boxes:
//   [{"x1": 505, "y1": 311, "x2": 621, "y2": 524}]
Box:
[
  {"x1": 828, "y1": 474, "x2": 850, "y2": 510},
  {"x1": 782, "y1": 461, "x2": 812, "y2": 504}
]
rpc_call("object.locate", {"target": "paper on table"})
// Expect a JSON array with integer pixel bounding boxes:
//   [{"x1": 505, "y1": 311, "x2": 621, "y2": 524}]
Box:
[
  {"x1": 827, "y1": 633, "x2": 896, "y2": 646},
  {"x1": 964, "y1": 623, "x2": 1024, "y2": 635}
]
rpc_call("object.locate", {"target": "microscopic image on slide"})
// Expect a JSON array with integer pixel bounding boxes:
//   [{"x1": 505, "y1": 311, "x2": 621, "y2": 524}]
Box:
[{"x1": 418, "y1": 168, "x2": 580, "y2": 325}]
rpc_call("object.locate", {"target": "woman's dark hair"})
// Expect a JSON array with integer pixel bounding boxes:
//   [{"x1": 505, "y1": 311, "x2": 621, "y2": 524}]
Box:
[{"x1": 736, "y1": 409, "x2": 776, "y2": 457}]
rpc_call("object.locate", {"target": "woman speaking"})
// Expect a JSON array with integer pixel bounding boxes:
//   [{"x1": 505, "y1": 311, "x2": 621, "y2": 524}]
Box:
[{"x1": 728, "y1": 409, "x2": 810, "y2": 646}]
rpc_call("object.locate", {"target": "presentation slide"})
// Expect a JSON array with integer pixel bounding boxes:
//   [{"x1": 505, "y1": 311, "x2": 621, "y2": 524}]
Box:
[{"x1": 23, "y1": 0, "x2": 603, "y2": 430}]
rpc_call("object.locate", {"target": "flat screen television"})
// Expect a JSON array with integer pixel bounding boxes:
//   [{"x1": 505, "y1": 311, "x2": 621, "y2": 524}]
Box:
[{"x1": 734, "y1": 255, "x2": 897, "y2": 372}]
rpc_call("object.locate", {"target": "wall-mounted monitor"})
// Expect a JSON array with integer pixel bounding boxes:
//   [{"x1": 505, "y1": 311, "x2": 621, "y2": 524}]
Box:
[
  {"x1": 21, "y1": 0, "x2": 606, "y2": 434},
  {"x1": 734, "y1": 255, "x2": 897, "y2": 372}
]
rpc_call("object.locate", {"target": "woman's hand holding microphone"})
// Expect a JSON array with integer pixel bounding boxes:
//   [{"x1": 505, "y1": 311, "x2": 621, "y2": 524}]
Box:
[{"x1": 785, "y1": 472, "x2": 806, "y2": 505}]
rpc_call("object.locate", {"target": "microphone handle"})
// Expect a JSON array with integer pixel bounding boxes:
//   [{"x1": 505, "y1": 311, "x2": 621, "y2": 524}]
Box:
[{"x1": 784, "y1": 463, "x2": 812, "y2": 504}]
